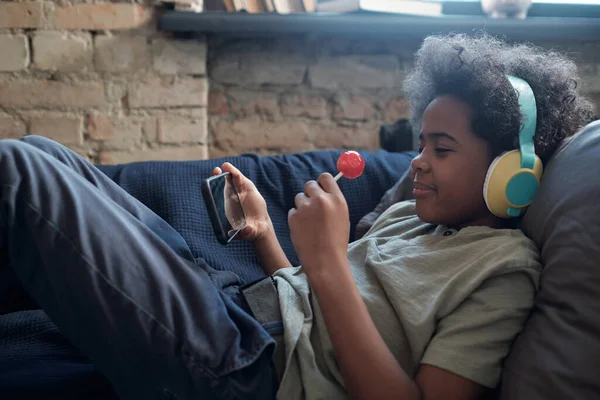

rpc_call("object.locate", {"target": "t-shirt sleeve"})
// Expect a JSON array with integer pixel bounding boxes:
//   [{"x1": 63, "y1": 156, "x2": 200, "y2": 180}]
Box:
[{"x1": 420, "y1": 269, "x2": 538, "y2": 388}]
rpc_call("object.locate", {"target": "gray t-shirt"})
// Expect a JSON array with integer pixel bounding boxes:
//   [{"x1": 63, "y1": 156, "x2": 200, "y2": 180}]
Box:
[{"x1": 273, "y1": 200, "x2": 541, "y2": 399}]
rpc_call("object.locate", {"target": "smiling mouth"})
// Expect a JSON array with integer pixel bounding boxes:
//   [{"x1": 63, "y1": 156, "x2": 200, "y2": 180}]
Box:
[
  {"x1": 413, "y1": 181, "x2": 436, "y2": 197},
  {"x1": 413, "y1": 181, "x2": 435, "y2": 190}
]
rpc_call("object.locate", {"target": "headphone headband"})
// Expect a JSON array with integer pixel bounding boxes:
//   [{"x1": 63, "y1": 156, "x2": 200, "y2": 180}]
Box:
[{"x1": 506, "y1": 75, "x2": 537, "y2": 169}]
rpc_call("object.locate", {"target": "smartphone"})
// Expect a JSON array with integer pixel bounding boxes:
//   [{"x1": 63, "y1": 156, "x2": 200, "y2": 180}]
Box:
[{"x1": 201, "y1": 172, "x2": 247, "y2": 245}]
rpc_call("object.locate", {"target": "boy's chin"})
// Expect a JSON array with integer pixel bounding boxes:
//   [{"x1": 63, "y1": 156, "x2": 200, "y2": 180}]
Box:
[
  {"x1": 415, "y1": 205, "x2": 439, "y2": 225},
  {"x1": 415, "y1": 202, "x2": 453, "y2": 226}
]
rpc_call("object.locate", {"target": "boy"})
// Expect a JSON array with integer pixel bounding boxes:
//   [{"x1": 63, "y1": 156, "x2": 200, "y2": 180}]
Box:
[{"x1": 0, "y1": 34, "x2": 594, "y2": 400}]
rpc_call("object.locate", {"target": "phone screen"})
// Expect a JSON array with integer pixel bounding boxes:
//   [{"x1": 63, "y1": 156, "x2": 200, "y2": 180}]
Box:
[{"x1": 207, "y1": 173, "x2": 246, "y2": 241}]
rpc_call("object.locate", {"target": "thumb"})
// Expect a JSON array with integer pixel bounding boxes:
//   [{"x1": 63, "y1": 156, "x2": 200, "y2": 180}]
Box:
[{"x1": 221, "y1": 163, "x2": 246, "y2": 187}]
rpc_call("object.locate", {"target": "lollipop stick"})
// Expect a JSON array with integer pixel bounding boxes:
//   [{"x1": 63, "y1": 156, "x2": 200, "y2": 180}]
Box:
[{"x1": 334, "y1": 172, "x2": 343, "y2": 182}]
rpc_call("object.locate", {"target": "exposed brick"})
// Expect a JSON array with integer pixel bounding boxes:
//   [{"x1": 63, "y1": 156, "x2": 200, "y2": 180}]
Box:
[
  {"x1": 208, "y1": 90, "x2": 228, "y2": 115},
  {"x1": 152, "y1": 38, "x2": 206, "y2": 75},
  {"x1": 211, "y1": 52, "x2": 306, "y2": 86},
  {"x1": 309, "y1": 56, "x2": 401, "y2": 90},
  {"x1": 88, "y1": 112, "x2": 142, "y2": 149},
  {"x1": 95, "y1": 35, "x2": 150, "y2": 73},
  {"x1": 314, "y1": 124, "x2": 379, "y2": 150},
  {"x1": 158, "y1": 115, "x2": 207, "y2": 144},
  {"x1": 382, "y1": 40, "x2": 422, "y2": 61},
  {"x1": 29, "y1": 113, "x2": 83, "y2": 145},
  {"x1": 0, "y1": 34, "x2": 29, "y2": 72},
  {"x1": 88, "y1": 112, "x2": 114, "y2": 141},
  {"x1": 281, "y1": 94, "x2": 329, "y2": 119},
  {"x1": 334, "y1": 95, "x2": 374, "y2": 121},
  {"x1": 142, "y1": 117, "x2": 158, "y2": 142},
  {"x1": 129, "y1": 78, "x2": 207, "y2": 108},
  {"x1": 55, "y1": 3, "x2": 151, "y2": 30},
  {"x1": 0, "y1": 2, "x2": 43, "y2": 29},
  {"x1": 0, "y1": 116, "x2": 26, "y2": 139},
  {"x1": 228, "y1": 90, "x2": 279, "y2": 118},
  {"x1": 98, "y1": 146, "x2": 208, "y2": 164},
  {"x1": 33, "y1": 32, "x2": 93, "y2": 72},
  {"x1": 213, "y1": 118, "x2": 310, "y2": 152},
  {"x1": 208, "y1": 146, "x2": 233, "y2": 159},
  {"x1": 0, "y1": 81, "x2": 105, "y2": 109},
  {"x1": 383, "y1": 97, "x2": 410, "y2": 123}
]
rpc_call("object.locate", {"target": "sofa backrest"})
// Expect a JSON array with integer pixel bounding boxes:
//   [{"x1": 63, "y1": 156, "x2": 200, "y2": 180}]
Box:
[
  {"x1": 499, "y1": 120, "x2": 600, "y2": 399},
  {"x1": 97, "y1": 149, "x2": 414, "y2": 284}
]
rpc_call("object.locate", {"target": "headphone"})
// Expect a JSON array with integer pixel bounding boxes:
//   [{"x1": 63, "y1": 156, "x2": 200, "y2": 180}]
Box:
[{"x1": 483, "y1": 75, "x2": 543, "y2": 219}]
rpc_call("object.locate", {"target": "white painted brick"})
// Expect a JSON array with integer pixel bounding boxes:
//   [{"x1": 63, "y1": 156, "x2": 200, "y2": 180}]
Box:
[
  {"x1": 152, "y1": 38, "x2": 206, "y2": 75},
  {"x1": 33, "y1": 31, "x2": 93, "y2": 72},
  {"x1": 0, "y1": 34, "x2": 29, "y2": 72},
  {"x1": 309, "y1": 55, "x2": 402, "y2": 90},
  {"x1": 95, "y1": 35, "x2": 149, "y2": 73},
  {"x1": 211, "y1": 52, "x2": 306, "y2": 86}
]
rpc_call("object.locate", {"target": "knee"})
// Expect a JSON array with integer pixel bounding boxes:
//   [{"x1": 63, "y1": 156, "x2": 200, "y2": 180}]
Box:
[
  {"x1": 20, "y1": 135, "x2": 61, "y2": 152},
  {"x1": 0, "y1": 139, "x2": 36, "y2": 159}
]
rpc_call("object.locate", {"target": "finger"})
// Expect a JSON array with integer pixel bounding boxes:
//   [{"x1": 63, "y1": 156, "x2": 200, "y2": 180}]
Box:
[
  {"x1": 317, "y1": 173, "x2": 342, "y2": 195},
  {"x1": 288, "y1": 208, "x2": 297, "y2": 227},
  {"x1": 212, "y1": 167, "x2": 222, "y2": 176},
  {"x1": 303, "y1": 180, "x2": 322, "y2": 198},
  {"x1": 294, "y1": 192, "x2": 307, "y2": 209},
  {"x1": 220, "y1": 162, "x2": 246, "y2": 187},
  {"x1": 229, "y1": 225, "x2": 250, "y2": 240}
]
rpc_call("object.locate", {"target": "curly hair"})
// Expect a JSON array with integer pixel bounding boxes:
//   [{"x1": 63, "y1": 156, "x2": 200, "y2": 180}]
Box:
[{"x1": 403, "y1": 33, "x2": 596, "y2": 164}]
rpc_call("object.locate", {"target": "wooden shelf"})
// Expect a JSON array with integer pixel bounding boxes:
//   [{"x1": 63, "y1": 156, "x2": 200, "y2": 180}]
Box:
[{"x1": 158, "y1": 11, "x2": 600, "y2": 41}]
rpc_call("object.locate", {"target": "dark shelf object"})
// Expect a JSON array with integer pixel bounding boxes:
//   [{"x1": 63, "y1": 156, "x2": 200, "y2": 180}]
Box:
[{"x1": 158, "y1": 11, "x2": 600, "y2": 41}]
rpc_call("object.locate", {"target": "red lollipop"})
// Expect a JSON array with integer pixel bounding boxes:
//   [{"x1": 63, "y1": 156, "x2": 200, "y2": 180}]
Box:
[{"x1": 334, "y1": 150, "x2": 365, "y2": 181}]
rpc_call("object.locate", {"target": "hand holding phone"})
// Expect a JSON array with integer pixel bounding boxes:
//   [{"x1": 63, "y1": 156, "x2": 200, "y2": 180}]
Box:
[
  {"x1": 202, "y1": 172, "x2": 246, "y2": 245},
  {"x1": 202, "y1": 163, "x2": 272, "y2": 245}
]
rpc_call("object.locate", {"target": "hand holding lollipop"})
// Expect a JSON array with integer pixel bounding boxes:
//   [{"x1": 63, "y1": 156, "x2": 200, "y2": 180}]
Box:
[{"x1": 334, "y1": 150, "x2": 365, "y2": 182}]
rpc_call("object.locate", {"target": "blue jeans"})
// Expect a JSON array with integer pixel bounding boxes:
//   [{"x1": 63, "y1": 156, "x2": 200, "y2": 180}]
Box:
[{"x1": 0, "y1": 136, "x2": 278, "y2": 400}]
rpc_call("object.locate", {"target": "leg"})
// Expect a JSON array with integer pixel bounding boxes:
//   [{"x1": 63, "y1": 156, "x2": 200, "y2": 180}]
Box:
[
  {"x1": 19, "y1": 135, "x2": 194, "y2": 262},
  {"x1": 1, "y1": 135, "x2": 194, "y2": 314},
  {"x1": 0, "y1": 140, "x2": 277, "y2": 400}
]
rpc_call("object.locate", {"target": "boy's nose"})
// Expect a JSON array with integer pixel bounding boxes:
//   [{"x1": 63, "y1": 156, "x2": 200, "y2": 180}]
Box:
[{"x1": 411, "y1": 153, "x2": 431, "y2": 174}]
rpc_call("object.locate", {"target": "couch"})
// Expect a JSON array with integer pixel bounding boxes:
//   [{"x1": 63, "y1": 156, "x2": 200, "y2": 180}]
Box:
[{"x1": 1, "y1": 120, "x2": 600, "y2": 399}]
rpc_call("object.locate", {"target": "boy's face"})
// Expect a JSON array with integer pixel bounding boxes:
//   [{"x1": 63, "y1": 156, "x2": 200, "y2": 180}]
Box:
[{"x1": 411, "y1": 95, "x2": 501, "y2": 229}]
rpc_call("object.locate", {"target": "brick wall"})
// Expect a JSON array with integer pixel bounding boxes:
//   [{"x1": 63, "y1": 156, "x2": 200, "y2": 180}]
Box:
[
  {"x1": 0, "y1": 0, "x2": 209, "y2": 164},
  {"x1": 206, "y1": 36, "x2": 414, "y2": 157},
  {"x1": 207, "y1": 36, "x2": 600, "y2": 157},
  {"x1": 0, "y1": 1, "x2": 599, "y2": 164}
]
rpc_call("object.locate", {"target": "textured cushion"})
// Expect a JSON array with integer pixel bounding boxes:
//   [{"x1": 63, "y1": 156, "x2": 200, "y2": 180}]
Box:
[
  {"x1": 0, "y1": 310, "x2": 117, "y2": 400},
  {"x1": 499, "y1": 120, "x2": 600, "y2": 399},
  {"x1": 97, "y1": 149, "x2": 413, "y2": 284}
]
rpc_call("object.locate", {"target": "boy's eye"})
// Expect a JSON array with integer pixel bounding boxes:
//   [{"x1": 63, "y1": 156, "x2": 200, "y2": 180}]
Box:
[{"x1": 417, "y1": 147, "x2": 451, "y2": 155}]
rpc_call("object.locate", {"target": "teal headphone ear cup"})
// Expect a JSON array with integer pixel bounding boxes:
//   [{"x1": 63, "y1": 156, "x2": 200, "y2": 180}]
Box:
[{"x1": 505, "y1": 172, "x2": 539, "y2": 207}]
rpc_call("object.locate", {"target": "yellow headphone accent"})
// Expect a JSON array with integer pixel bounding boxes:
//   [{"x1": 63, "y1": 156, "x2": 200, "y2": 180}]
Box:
[{"x1": 483, "y1": 76, "x2": 543, "y2": 219}]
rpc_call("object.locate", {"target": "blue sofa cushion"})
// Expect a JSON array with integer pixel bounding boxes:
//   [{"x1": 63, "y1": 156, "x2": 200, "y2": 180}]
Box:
[{"x1": 96, "y1": 149, "x2": 414, "y2": 283}]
